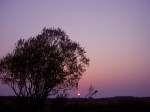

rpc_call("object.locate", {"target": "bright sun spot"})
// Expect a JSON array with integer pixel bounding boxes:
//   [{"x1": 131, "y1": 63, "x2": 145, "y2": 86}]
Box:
[{"x1": 77, "y1": 93, "x2": 80, "y2": 96}]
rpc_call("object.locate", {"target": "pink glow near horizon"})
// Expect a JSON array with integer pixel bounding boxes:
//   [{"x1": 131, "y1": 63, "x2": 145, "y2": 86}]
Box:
[{"x1": 0, "y1": 0, "x2": 150, "y2": 97}]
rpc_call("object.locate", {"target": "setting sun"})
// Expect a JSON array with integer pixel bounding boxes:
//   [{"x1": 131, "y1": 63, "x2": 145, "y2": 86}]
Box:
[{"x1": 77, "y1": 93, "x2": 81, "y2": 96}]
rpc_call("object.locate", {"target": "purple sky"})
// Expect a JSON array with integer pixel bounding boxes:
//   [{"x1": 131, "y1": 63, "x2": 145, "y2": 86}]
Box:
[{"x1": 0, "y1": 0, "x2": 150, "y2": 97}]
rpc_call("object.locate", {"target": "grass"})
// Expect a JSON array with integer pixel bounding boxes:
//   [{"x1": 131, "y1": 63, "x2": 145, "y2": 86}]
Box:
[{"x1": 0, "y1": 96, "x2": 150, "y2": 112}]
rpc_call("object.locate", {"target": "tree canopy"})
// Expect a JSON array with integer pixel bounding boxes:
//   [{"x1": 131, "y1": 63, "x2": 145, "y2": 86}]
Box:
[{"x1": 0, "y1": 28, "x2": 89, "y2": 101}]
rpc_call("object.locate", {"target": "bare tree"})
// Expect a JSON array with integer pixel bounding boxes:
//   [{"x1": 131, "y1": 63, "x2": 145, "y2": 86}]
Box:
[
  {"x1": 86, "y1": 85, "x2": 98, "y2": 98},
  {"x1": 0, "y1": 28, "x2": 89, "y2": 110}
]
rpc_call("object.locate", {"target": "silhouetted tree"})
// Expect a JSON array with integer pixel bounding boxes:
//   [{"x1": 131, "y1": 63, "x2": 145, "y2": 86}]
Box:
[
  {"x1": 86, "y1": 85, "x2": 98, "y2": 98},
  {"x1": 0, "y1": 28, "x2": 89, "y2": 111}
]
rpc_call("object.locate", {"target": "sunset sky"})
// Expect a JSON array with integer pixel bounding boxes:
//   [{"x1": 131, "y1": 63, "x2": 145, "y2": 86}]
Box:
[{"x1": 0, "y1": 0, "x2": 150, "y2": 97}]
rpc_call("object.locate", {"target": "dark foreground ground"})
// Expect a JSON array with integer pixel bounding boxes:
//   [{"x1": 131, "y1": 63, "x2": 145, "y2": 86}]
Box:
[{"x1": 0, "y1": 96, "x2": 150, "y2": 112}]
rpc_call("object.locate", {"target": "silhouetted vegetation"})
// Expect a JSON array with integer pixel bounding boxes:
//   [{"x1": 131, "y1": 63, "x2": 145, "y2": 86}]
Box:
[
  {"x1": 0, "y1": 96, "x2": 150, "y2": 112},
  {"x1": 86, "y1": 85, "x2": 98, "y2": 98},
  {"x1": 0, "y1": 28, "x2": 89, "y2": 111},
  {"x1": 1, "y1": 28, "x2": 149, "y2": 112}
]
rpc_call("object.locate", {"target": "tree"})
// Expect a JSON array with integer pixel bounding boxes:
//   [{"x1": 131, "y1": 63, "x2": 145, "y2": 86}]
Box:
[
  {"x1": 86, "y1": 85, "x2": 98, "y2": 98},
  {"x1": 0, "y1": 28, "x2": 89, "y2": 109}
]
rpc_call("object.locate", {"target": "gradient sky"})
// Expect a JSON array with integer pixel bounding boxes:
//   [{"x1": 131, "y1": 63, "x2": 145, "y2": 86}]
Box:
[{"x1": 0, "y1": 0, "x2": 150, "y2": 97}]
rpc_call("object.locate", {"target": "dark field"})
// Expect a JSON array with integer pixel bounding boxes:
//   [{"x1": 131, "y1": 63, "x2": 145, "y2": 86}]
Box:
[{"x1": 0, "y1": 96, "x2": 150, "y2": 112}]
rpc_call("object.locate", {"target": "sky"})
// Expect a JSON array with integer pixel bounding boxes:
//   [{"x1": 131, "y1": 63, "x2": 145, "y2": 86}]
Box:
[{"x1": 0, "y1": 0, "x2": 150, "y2": 97}]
